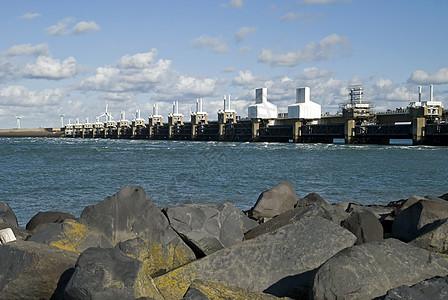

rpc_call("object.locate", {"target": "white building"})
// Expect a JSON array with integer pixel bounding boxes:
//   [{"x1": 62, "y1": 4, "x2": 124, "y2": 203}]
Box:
[
  {"x1": 248, "y1": 88, "x2": 278, "y2": 119},
  {"x1": 288, "y1": 87, "x2": 321, "y2": 119}
]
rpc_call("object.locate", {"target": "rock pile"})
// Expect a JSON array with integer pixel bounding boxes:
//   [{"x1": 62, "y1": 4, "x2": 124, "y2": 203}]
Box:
[{"x1": 1, "y1": 183, "x2": 448, "y2": 299}]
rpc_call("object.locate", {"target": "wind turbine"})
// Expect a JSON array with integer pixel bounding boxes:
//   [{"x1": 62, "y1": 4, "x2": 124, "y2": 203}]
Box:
[
  {"x1": 14, "y1": 114, "x2": 24, "y2": 129},
  {"x1": 97, "y1": 104, "x2": 114, "y2": 122},
  {"x1": 59, "y1": 112, "x2": 67, "y2": 127}
]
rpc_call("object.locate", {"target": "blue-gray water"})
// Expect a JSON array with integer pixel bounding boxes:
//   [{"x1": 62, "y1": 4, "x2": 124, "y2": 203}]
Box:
[{"x1": 1, "y1": 138, "x2": 446, "y2": 228}]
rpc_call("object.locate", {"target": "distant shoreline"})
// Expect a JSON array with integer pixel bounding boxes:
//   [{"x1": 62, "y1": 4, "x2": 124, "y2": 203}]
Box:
[{"x1": 0, "y1": 128, "x2": 64, "y2": 138}]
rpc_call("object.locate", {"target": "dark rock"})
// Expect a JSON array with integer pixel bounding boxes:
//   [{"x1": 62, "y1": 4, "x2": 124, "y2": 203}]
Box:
[
  {"x1": 382, "y1": 275, "x2": 448, "y2": 300},
  {"x1": 391, "y1": 199, "x2": 448, "y2": 242},
  {"x1": 425, "y1": 195, "x2": 445, "y2": 202},
  {"x1": 411, "y1": 218, "x2": 448, "y2": 254},
  {"x1": 165, "y1": 202, "x2": 246, "y2": 256},
  {"x1": 28, "y1": 219, "x2": 112, "y2": 254},
  {"x1": 312, "y1": 238, "x2": 448, "y2": 300},
  {"x1": 247, "y1": 181, "x2": 298, "y2": 220},
  {"x1": 64, "y1": 247, "x2": 159, "y2": 300},
  {"x1": 0, "y1": 202, "x2": 18, "y2": 227},
  {"x1": 0, "y1": 222, "x2": 29, "y2": 241},
  {"x1": 26, "y1": 211, "x2": 76, "y2": 231},
  {"x1": 341, "y1": 209, "x2": 383, "y2": 245},
  {"x1": 0, "y1": 240, "x2": 77, "y2": 300},
  {"x1": 296, "y1": 192, "x2": 329, "y2": 207},
  {"x1": 181, "y1": 279, "x2": 281, "y2": 300},
  {"x1": 440, "y1": 193, "x2": 448, "y2": 201},
  {"x1": 147, "y1": 216, "x2": 356, "y2": 299},
  {"x1": 391, "y1": 195, "x2": 425, "y2": 216},
  {"x1": 79, "y1": 186, "x2": 196, "y2": 275}
]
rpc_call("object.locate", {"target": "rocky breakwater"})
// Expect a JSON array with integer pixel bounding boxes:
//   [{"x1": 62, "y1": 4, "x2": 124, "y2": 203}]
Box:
[{"x1": 0, "y1": 183, "x2": 448, "y2": 299}]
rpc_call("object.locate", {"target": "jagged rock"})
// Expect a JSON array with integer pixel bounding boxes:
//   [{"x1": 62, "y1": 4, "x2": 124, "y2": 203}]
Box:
[
  {"x1": 440, "y1": 193, "x2": 448, "y2": 201},
  {"x1": 382, "y1": 275, "x2": 448, "y2": 300},
  {"x1": 147, "y1": 216, "x2": 356, "y2": 299},
  {"x1": 0, "y1": 222, "x2": 28, "y2": 241},
  {"x1": 247, "y1": 181, "x2": 298, "y2": 220},
  {"x1": 312, "y1": 238, "x2": 448, "y2": 300},
  {"x1": 26, "y1": 211, "x2": 76, "y2": 231},
  {"x1": 349, "y1": 203, "x2": 394, "y2": 222},
  {"x1": 391, "y1": 199, "x2": 448, "y2": 242},
  {"x1": 411, "y1": 218, "x2": 448, "y2": 254},
  {"x1": 28, "y1": 219, "x2": 111, "y2": 254},
  {"x1": 63, "y1": 247, "x2": 161, "y2": 300},
  {"x1": 79, "y1": 185, "x2": 196, "y2": 275},
  {"x1": 164, "y1": 202, "x2": 247, "y2": 256},
  {"x1": 341, "y1": 209, "x2": 383, "y2": 245},
  {"x1": 238, "y1": 211, "x2": 258, "y2": 233},
  {"x1": 0, "y1": 240, "x2": 77, "y2": 300},
  {"x1": 296, "y1": 192, "x2": 329, "y2": 207},
  {"x1": 391, "y1": 195, "x2": 425, "y2": 216},
  {"x1": 0, "y1": 202, "x2": 18, "y2": 227},
  {"x1": 181, "y1": 279, "x2": 282, "y2": 300}
]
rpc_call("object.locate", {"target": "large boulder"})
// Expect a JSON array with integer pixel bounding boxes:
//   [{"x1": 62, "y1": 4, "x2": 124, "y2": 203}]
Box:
[
  {"x1": 391, "y1": 199, "x2": 448, "y2": 242},
  {"x1": 79, "y1": 185, "x2": 196, "y2": 275},
  {"x1": 26, "y1": 211, "x2": 76, "y2": 231},
  {"x1": 341, "y1": 209, "x2": 383, "y2": 244},
  {"x1": 411, "y1": 218, "x2": 448, "y2": 254},
  {"x1": 181, "y1": 279, "x2": 281, "y2": 300},
  {"x1": 147, "y1": 216, "x2": 356, "y2": 299},
  {"x1": 382, "y1": 275, "x2": 448, "y2": 300},
  {"x1": 28, "y1": 219, "x2": 112, "y2": 253},
  {"x1": 247, "y1": 181, "x2": 298, "y2": 220},
  {"x1": 164, "y1": 202, "x2": 247, "y2": 256},
  {"x1": 296, "y1": 192, "x2": 329, "y2": 207},
  {"x1": 312, "y1": 238, "x2": 448, "y2": 300},
  {"x1": 0, "y1": 240, "x2": 77, "y2": 300},
  {"x1": 0, "y1": 202, "x2": 18, "y2": 227},
  {"x1": 63, "y1": 247, "x2": 161, "y2": 300}
]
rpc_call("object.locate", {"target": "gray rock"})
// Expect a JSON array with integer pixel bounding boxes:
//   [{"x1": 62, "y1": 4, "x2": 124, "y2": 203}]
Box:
[
  {"x1": 165, "y1": 202, "x2": 246, "y2": 256},
  {"x1": 247, "y1": 181, "x2": 298, "y2": 220},
  {"x1": 0, "y1": 202, "x2": 18, "y2": 227},
  {"x1": 296, "y1": 192, "x2": 329, "y2": 207},
  {"x1": 238, "y1": 210, "x2": 258, "y2": 233},
  {"x1": 79, "y1": 185, "x2": 196, "y2": 275},
  {"x1": 392, "y1": 199, "x2": 448, "y2": 242},
  {"x1": 147, "y1": 216, "x2": 356, "y2": 299},
  {"x1": 411, "y1": 218, "x2": 448, "y2": 254},
  {"x1": 392, "y1": 195, "x2": 426, "y2": 216},
  {"x1": 64, "y1": 247, "x2": 159, "y2": 300},
  {"x1": 383, "y1": 275, "x2": 448, "y2": 300},
  {"x1": 312, "y1": 238, "x2": 448, "y2": 300},
  {"x1": 26, "y1": 211, "x2": 76, "y2": 231},
  {"x1": 0, "y1": 240, "x2": 77, "y2": 300},
  {"x1": 0, "y1": 222, "x2": 29, "y2": 241},
  {"x1": 341, "y1": 209, "x2": 383, "y2": 244},
  {"x1": 28, "y1": 219, "x2": 112, "y2": 254}
]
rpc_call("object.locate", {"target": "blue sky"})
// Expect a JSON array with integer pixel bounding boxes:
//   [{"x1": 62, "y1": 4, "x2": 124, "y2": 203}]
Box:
[{"x1": 0, "y1": 0, "x2": 447, "y2": 128}]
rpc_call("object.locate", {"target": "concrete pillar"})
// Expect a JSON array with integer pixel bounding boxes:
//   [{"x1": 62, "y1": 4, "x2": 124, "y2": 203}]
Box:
[
  {"x1": 293, "y1": 121, "x2": 302, "y2": 143},
  {"x1": 251, "y1": 120, "x2": 260, "y2": 140},
  {"x1": 191, "y1": 125, "x2": 197, "y2": 139},
  {"x1": 412, "y1": 117, "x2": 426, "y2": 144},
  {"x1": 344, "y1": 119, "x2": 355, "y2": 144}
]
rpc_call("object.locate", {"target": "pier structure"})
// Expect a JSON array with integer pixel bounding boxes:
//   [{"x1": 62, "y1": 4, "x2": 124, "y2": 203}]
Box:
[{"x1": 59, "y1": 86, "x2": 447, "y2": 145}]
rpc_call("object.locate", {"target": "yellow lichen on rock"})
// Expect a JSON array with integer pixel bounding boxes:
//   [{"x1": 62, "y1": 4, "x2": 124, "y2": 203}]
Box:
[{"x1": 49, "y1": 221, "x2": 87, "y2": 253}]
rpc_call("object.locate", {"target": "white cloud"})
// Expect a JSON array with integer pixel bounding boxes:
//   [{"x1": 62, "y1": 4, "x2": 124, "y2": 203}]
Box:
[
  {"x1": 232, "y1": 70, "x2": 271, "y2": 88},
  {"x1": 4, "y1": 43, "x2": 50, "y2": 57},
  {"x1": 221, "y1": 67, "x2": 235, "y2": 73},
  {"x1": 300, "y1": 0, "x2": 351, "y2": 4},
  {"x1": 191, "y1": 35, "x2": 229, "y2": 53},
  {"x1": 0, "y1": 60, "x2": 20, "y2": 81},
  {"x1": 0, "y1": 86, "x2": 64, "y2": 106},
  {"x1": 298, "y1": 67, "x2": 334, "y2": 80},
  {"x1": 230, "y1": 0, "x2": 243, "y2": 8},
  {"x1": 46, "y1": 17, "x2": 74, "y2": 36},
  {"x1": 235, "y1": 27, "x2": 257, "y2": 43},
  {"x1": 20, "y1": 13, "x2": 41, "y2": 20},
  {"x1": 72, "y1": 21, "x2": 100, "y2": 34},
  {"x1": 238, "y1": 46, "x2": 251, "y2": 55},
  {"x1": 118, "y1": 49, "x2": 158, "y2": 69},
  {"x1": 101, "y1": 92, "x2": 135, "y2": 102},
  {"x1": 258, "y1": 34, "x2": 351, "y2": 67},
  {"x1": 407, "y1": 68, "x2": 448, "y2": 85},
  {"x1": 23, "y1": 56, "x2": 77, "y2": 79}
]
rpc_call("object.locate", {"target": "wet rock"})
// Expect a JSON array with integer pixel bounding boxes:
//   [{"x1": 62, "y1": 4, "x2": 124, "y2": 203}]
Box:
[
  {"x1": 382, "y1": 275, "x2": 448, "y2": 300},
  {"x1": 312, "y1": 238, "x2": 448, "y2": 300},
  {"x1": 0, "y1": 240, "x2": 77, "y2": 300},
  {"x1": 0, "y1": 202, "x2": 18, "y2": 227},
  {"x1": 28, "y1": 219, "x2": 111, "y2": 254},
  {"x1": 391, "y1": 199, "x2": 448, "y2": 242},
  {"x1": 296, "y1": 192, "x2": 329, "y2": 207},
  {"x1": 79, "y1": 185, "x2": 196, "y2": 275},
  {"x1": 181, "y1": 279, "x2": 282, "y2": 300},
  {"x1": 247, "y1": 181, "x2": 298, "y2": 220},
  {"x1": 147, "y1": 216, "x2": 356, "y2": 299},
  {"x1": 341, "y1": 209, "x2": 383, "y2": 245},
  {"x1": 411, "y1": 218, "x2": 448, "y2": 254},
  {"x1": 164, "y1": 202, "x2": 247, "y2": 256},
  {"x1": 26, "y1": 211, "x2": 76, "y2": 231},
  {"x1": 64, "y1": 247, "x2": 160, "y2": 300}
]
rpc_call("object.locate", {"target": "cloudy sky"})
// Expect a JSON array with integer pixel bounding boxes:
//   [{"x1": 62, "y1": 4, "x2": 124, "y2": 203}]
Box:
[{"x1": 0, "y1": 0, "x2": 447, "y2": 128}]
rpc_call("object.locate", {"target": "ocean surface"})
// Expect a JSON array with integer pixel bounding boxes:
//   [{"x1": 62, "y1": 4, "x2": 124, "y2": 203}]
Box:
[{"x1": 1, "y1": 137, "x2": 447, "y2": 227}]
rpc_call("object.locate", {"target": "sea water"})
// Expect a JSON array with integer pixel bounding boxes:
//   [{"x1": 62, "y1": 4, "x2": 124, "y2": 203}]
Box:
[{"x1": 0, "y1": 137, "x2": 447, "y2": 227}]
